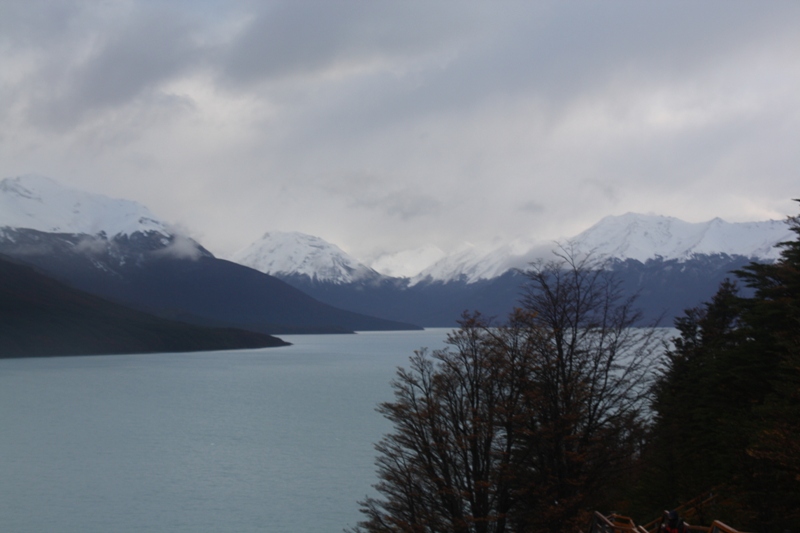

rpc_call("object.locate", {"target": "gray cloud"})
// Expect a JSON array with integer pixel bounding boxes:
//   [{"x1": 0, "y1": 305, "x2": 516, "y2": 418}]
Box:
[
  {"x1": 368, "y1": 190, "x2": 442, "y2": 222},
  {"x1": 519, "y1": 201, "x2": 545, "y2": 215},
  {"x1": 219, "y1": 1, "x2": 476, "y2": 85},
  {"x1": 321, "y1": 172, "x2": 442, "y2": 221},
  {"x1": 0, "y1": 1, "x2": 85, "y2": 48},
  {"x1": 27, "y1": 7, "x2": 205, "y2": 130},
  {"x1": 1, "y1": 1, "x2": 799, "y2": 262},
  {"x1": 224, "y1": 2, "x2": 800, "y2": 162},
  {"x1": 74, "y1": 235, "x2": 108, "y2": 255}
]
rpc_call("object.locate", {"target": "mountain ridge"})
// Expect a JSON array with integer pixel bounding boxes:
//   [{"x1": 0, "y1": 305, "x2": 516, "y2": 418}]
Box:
[
  {"x1": 3, "y1": 174, "x2": 792, "y2": 330},
  {"x1": 228, "y1": 214, "x2": 792, "y2": 328},
  {"x1": 569, "y1": 212, "x2": 790, "y2": 263},
  {"x1": 0, "y1": 174, "x2": 171, "y2": 237},
  {"x1": 231, "y1": 231, "x2": 386, "y2": 285},
  {"x1": 0, "y1": 175, "x2": 421, "y2": 334},
  {"x1": 231, "y1": 213, "x2": 792, "y2": 285}
]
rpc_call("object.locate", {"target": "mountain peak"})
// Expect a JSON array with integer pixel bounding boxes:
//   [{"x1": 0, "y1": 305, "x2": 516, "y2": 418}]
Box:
[
  {"x1": 407, "y1": 213, "x2": 792, "y2": 285},
  {"x1": 571, "y1": 212, "x2": 791, "y2": 262},
  {"x1": 0, "y1": 174, "x2": 171, "y2": 238},
  {"x1": 231, "y1": 231, "x2": 384, "y2": 284}
]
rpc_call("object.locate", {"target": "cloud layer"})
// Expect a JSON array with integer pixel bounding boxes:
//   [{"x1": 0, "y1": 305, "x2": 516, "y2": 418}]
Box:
[{"x1": 2, "y1": 1, "x2": 799, "y2": 264}]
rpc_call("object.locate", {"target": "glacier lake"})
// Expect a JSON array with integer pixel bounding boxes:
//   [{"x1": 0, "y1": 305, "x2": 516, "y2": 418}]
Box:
[{"x1": 0, "y1": 329, "x2": 452, "y2": 533}]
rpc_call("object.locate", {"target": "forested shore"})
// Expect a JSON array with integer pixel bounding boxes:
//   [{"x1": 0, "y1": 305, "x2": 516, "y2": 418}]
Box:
[{"x1": 352, "y1": 206, "x2": 800, "y2": 533}]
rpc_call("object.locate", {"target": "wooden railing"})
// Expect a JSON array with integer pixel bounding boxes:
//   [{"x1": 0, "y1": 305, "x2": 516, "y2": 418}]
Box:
[
  {"x1": 707, "y1": 521, "x2": 746, "y2": 533},
  {"x1": 590, "y1": 512, "x2": 749, "y2": 533},
  {"x1": 588, "y1": 512, "x2": 649, "y2": 533},
  {"x1": 641, "y1": 490, "x2": 718, "y2": 533}
]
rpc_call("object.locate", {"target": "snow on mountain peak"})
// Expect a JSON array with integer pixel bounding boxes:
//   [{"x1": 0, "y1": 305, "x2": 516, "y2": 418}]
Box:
[
  {"x1": 231, "y1": 231, "x2": 383, "y2": 284},
  {"x1": 570, "y1": 213, "x2": 792, "y2": 262},
  {"x1": 0, "y1": 174, "x2": 171, "y2": 237},
  {"x1": 411, "y1": 238, "x2": 553, "y2": 285},
  {"x1": 409, "y1": 213, "x2": 792, "y2": 285}
]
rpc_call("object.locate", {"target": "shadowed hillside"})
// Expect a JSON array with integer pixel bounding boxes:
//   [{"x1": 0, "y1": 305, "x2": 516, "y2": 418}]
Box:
[
  {"x1": 0, "y1": 229, "x2": 421, "y2": 334},
  {"x1": 0, "y1": 255, "x2": 289, "y2": 358}
]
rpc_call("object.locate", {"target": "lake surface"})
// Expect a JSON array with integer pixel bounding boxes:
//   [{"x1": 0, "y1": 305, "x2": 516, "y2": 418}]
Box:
[{"x1": 0, "y1": 329, "x2": 452, "y2": 533}]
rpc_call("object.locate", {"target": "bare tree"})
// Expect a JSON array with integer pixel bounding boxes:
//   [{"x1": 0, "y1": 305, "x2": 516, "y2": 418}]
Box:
[
  {"x1": 352, "y1": 249, "x2": 662, "y2": 533},
  {"x1": 511, "y1": 248, "x2": 661, "y2": 531},
  {"x1": 353, "y1": 313, "x2": 532, "y2": 533}
]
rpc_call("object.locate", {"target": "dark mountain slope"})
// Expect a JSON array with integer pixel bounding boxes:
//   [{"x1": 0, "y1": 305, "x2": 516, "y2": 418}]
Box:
[
  {"x1": 275, "y1": 255, "x2": 757, "y2": 327},
  {"x1": 103, "y1": 255, "x2": 422, "y2": 333},
  {"x1": 0, "y1": 229, "x2": 420, "y2": 334},
  {"x1": 0, "y1": 255, "x2": 289, "y2": 358},
  {"x1": 608, "y1": 254, "x2": 755, "y2": 322}
]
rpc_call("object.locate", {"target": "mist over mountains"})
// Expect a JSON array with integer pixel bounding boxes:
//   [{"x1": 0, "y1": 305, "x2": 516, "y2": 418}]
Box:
[{"x1": 2, "y1": 174, "x2": 793, "y2": 338}]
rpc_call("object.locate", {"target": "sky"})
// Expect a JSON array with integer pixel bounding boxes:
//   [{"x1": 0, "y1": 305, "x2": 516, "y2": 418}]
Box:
[{"x1": 2, "y1": 1, "x2": 799, "y2": 274}]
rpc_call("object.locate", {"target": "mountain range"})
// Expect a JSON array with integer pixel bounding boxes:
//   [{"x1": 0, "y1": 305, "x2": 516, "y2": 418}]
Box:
[
  {"x1": 235, "y1": 213, "x2": 790, "y2": 284},
  {"x1": 233, "y1": 214, "x2": 793, "y2": 326},
  {"x1": 0, "y1": 175, "x2": 420, "y2": 354},
  {"x1": 2, "y1": 174, "x2": 794, "y2": 345}
]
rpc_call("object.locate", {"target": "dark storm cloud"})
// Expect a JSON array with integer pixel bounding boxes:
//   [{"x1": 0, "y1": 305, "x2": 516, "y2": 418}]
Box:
[
  {"x1": 67, "y1": 13, "x2": 200, "y2": 107},
  {"x1": 27, "y1": 7, "x2": 205, "y2": 129},
  {"x1": 0, "y1": 1, "x2": 84, "y2": 46},
  {"x1": 219, "y1": 0, "x2": 475, "y2": 85}
]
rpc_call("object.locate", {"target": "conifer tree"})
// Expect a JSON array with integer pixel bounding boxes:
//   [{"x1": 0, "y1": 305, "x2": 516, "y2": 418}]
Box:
[
  {"x1": 734, "y1": 208, "x2": 800, "y2": 529},
  {"x1": 640, "y1": 203, "x2": 800, "y2": 532},
  {"x1": 638, "y1": 280, "x2": 749, "y2": 519}
]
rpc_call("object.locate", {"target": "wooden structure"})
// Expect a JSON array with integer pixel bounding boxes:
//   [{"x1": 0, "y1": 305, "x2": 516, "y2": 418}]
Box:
[{"x1": 589, "y1": 507, "x2": 749, "y2": 533}]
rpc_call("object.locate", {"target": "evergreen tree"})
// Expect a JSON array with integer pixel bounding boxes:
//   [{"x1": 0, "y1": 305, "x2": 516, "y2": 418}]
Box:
[
  {"x1": 640, "y1": 204, "x2": 800, "y2": 532},
  {"x1": 734, "y1": 209, "x2": 800, "y2": 530},
  {"x1": 637, "y1": 280, "x2": 750, "y2": 522}
]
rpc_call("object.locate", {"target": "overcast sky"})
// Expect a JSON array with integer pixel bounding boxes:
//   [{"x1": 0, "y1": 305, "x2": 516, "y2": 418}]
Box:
[{"x1": 2, "y1": 1, "x2": 799, "y2": 269}]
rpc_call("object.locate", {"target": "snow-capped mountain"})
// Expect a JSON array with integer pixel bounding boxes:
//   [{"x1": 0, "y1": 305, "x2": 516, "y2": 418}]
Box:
[
  {"x1": 410, "y1": 245, "x2": 489, "y2": 284},
  {"x1": 232, "y1": 213, "x2": 792, "y2": 287},
  {"x1": 411, "y1": 238, "x2": 551, "y2": 285},
  {"x1": 0, "y1": 175, "x2": 418, "y2": 333},
  {"x1": 0, "y1": 174, "x2": 170, "y2": 237},
  {"x1": 570, "y1": 213, "x2": 792, "y2": 263},
  {"x1": 231, "y1": 231, "x2": 385, "y2": 284},
  {"x1": 221, "y1": 212, "x2": 795, "y2": 328},
  {"x1": 8, "y1": 173, "x2": 782, "y2": 330},
  {"x1": 415, "y1": 213, "x2": 793, "y2": 284}
]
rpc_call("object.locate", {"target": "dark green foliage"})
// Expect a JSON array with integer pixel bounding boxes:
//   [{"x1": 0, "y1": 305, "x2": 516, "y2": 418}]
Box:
[
  {"x1": 635, "y1": 280, "x2": 751, "y2": 520},
  {"x1": 637, "y1": 206, "x2": 800, "y2": 532},
  {"x1": 734, "y1": 211, "x2": 800, "y2": 530}
]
